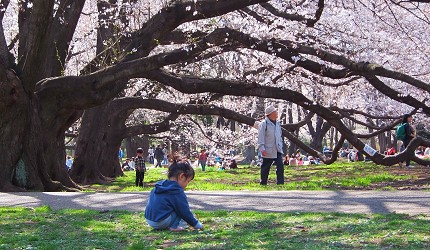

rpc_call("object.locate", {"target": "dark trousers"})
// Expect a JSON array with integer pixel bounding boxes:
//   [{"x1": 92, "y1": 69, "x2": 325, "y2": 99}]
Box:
[
  {"x1": 136, "y1": 170, "x2": 144, "y2": 187},
  {"x1": 155, "y1": 158, "x2": 163, "y2": 168},
  {"x1": 402, "y1": 139, "x2": 411, "y2": 166},
  {"x1": 260, "y1": 152, "x2": 284, "y2": 185}
]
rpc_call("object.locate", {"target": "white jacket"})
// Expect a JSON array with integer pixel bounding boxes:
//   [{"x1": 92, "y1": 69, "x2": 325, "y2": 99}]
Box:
[{"x1": 257, "y1": 118, "x2": 283, "y2": 158}]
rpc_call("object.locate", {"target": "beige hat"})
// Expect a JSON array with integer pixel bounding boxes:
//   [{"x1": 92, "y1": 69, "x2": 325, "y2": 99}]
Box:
[{"x1": 265, "y1": 105, "x2": 277, "y2": 116}]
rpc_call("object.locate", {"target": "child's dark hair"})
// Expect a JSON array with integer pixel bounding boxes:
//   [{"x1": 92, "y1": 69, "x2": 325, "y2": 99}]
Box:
[
  {"x1": 168, "y1": 160, "x2": 195, "y2": 180},
  {"x1": 402, "y1": 113, "x2": 412, "y2": 124}
]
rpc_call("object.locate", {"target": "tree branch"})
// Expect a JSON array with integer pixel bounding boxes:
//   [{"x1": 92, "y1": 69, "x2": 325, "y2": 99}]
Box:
[
  {"x1": 82, "y1": 0, "x2": 269, "y2": 73},
  {"x1": 282, "y1": 111, "x2": 314, "y2": 131},
  {"x1": 123, "y1": 113, "x2": 179, "y2": 138},
  {"x1": 17, "y1": 0, "x2": 56, "y2": 89},
  {"x1": 146, "y1": 69, "x2": 429, "y2": 166},
  {"x1": 364, "y1": 74, "x2": 430, "y2": 115},
  {"x1": 36, "y1": 28, "x2": 231, "y2": 110},
  {"x1": 260, "y1": 0, "x2": 325, "y2": 27}
]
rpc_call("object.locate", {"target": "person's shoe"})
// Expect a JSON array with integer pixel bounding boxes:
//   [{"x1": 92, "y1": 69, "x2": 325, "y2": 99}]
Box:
[
  {"x1": 169, "y1": 227, "x2": 185, "y2": 232},
  {"x1": 406, "y1": 165, "x2": 414, "y2": 169}
]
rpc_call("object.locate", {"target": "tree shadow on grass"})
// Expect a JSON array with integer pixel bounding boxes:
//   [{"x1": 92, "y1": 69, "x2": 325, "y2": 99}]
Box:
[{"x1": 130, "y1": 212, "x2": 430, "y2": 249}]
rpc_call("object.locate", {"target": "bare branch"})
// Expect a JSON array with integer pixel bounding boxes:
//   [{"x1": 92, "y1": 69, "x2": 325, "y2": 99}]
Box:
[
  {"x1": 186, "y1": 115, "x2": 237, "y2": 148},
  {"x1": 239, "y1": 6, "x2": 273, "y2": 25},
  {"x1": 260, "y1": 0, "x2": 325, "y2": 27},
  {"x1": 123, "y1": 113, "x2": 179, "y2": 138}
]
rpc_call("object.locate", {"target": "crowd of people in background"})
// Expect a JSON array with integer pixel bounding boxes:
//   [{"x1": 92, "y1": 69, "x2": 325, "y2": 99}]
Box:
[
  {"x1": 282, "y1": 151, "x2": 321, "y2": 166},
  {"x1": 63, "y1": 110, "x2": 419, "y2": 189},
  {"x1": 121, "y1": 144, "x2": 167, "y2": 171}
]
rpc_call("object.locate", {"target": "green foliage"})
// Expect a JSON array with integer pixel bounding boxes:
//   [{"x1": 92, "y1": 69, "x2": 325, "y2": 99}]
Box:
[
  {"x1": 0, "y1": 207, "x2": 429, "y2": 249},
  {"x1": 90, "y1": 161, "x2": 424, "y2": 192}
]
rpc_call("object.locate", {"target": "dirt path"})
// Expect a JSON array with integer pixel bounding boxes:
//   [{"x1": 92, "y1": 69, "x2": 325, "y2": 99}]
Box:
[{"x1": 1, "y1": 191, "x2": 429, "y2": 215}]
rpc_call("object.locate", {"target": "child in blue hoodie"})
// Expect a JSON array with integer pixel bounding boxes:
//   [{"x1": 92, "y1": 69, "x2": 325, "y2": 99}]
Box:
[{"x1": 145, "y1": 161, "x2": 203, "y2": 231}]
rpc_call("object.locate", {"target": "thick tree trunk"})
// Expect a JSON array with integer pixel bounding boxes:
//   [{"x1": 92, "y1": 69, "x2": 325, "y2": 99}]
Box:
[
  {"x1": 70, "y1": 103, "x2": 125, "y2": 185},
  {"x1": 0, "y1": 70, "x2": 78, "y2": 191},
  {"x1": 308, "y1": 115, "x2": 331, "y2": 152},
  {"x1": 287, "y1": 102, "x2": 296, "y2": 156},
  {"x1": 125, "y1": 136, "x2": 147, "y2": 158}
]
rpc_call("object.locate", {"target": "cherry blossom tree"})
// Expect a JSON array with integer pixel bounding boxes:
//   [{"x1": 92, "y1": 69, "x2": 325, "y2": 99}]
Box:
[{"x1": 1, "y1": 0, "x2": 429, "y2": 191}]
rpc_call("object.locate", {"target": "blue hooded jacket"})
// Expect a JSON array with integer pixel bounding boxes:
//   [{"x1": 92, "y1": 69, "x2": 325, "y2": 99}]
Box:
[{"x1": 144, "y1": 180, "x2": 199, "y2": 227}]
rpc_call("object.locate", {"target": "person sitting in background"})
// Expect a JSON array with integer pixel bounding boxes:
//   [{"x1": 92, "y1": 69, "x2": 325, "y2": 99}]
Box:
[
  {"x1": 129, "y1": 157, "x2": 136, "y2": 171},
  {"x1": 415, "y1": 146, "x2": 424, "y2": 158},
  {"x1": 385, "y1": 147, "x2": 396, "y2": 156},
  {"x1": 122, "y1": 159, "x2": 131, "y2": 171},
  {"x1": 295, "y1": 149, "x2": 301, "y2": 158},
  {"x1": 297, "y1": 157, "x2": 304, "y2": 166},
  {"x1": 303, "y1": 155, "x2": 309, "y2": 161},
  {"x1": 340, "y1": 148, "x2": 348, "y2": 158},
  {"x1": 424, "y1": 147, "x2": 430, "y2": 157},
  {"x1": 215, "y1": 155, "x2": 221, "y2": 164},
  {"x1": 289, "y1": 155, "x2": 297, "y2": 166},
  {"x1": 229, "y1": 159, "x2": 238, "y2": 169},
  {"x1": 220, "y1": 160, "x2": 228, "y2": 170},
  {"x1": 348, "y1": 150, "x2": 356, "y2": 162},
  {"x1": 283, "y1": 155, "x2": 290, "y2": 166}
]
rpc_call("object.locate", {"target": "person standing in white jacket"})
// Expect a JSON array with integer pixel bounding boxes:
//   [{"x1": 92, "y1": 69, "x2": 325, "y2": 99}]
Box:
[{"x1": 257, "y1": 105, "x2": 284, "y2": 185}]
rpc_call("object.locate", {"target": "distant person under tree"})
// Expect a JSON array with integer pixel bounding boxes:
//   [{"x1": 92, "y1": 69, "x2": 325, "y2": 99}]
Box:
[
  {"x1": 135, "y1": 148, "x2": 146, "y2": 187},
  {"x1": 397, "y1": 113, "x2": 415, "y2": 168},
  {"x1": 257, "y1": 105, "x2": 284, "y2": 185},
  {"x1": 154, "y1": 145, "x2": 165, "y2": 168}
]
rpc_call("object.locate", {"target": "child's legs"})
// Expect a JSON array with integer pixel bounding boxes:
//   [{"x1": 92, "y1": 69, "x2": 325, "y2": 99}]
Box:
[
  {"x1": 147, "y1": 214, "x2": 173, "y2": 230},
  {"x1": 169, "y1": 212, "x2": 188, "y2": 229},
  {"x1": 136, "y1": 171, "x2": 143, "y2": 187},
  {"x1": 135, "y1": 170, "x2": 140, "y2": 186},
  {"x1": 147, "y1": 212, "x2": 187, "y2": 230}
]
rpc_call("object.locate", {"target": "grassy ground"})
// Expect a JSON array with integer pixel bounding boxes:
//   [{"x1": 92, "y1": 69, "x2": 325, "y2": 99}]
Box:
[
  {"x1": 89, "y1": 161, "x2": 430, "y2": 192},
  {"x1": 0, "y1": 206, "x2": 428, "y2": 250}
]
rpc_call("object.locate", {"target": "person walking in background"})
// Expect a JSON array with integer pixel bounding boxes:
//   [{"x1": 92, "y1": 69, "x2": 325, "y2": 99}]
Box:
[
  {"x1": 65, "y1": 156, "x2": 73, "y2": 172},
  {"x1": 162, "y1": 146, "x2": 168, "y2": 165},
  {"x1": 148, "y1": 146, "x2": 155, "y2": 164},
  {"x1": 198, "y1": 149, "x2": 208, "y2": 171},
  {"x1": 154, "y1": 145, "x2": 164, "y2": 168},
  {"x1": 397, "y1": 113, "x2": 416, "y2": 168},
  {"x1": 135, "y1": 148, "x2": 146, "y2": 187},
  {"x1": 257, "y1": 105, "x2": 284, "y2": 185},
  {"x1": 118, "y1": 148, "x2": 124, "y2": 164}
]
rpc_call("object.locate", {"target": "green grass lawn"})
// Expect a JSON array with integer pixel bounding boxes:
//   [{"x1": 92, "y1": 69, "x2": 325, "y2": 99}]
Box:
[
  {"x1": 0, "y1": 206, "x2": 429, "y2": 249},
  {"x1": 89, "y1": 161, "x2": 430, "y2": 192}
]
